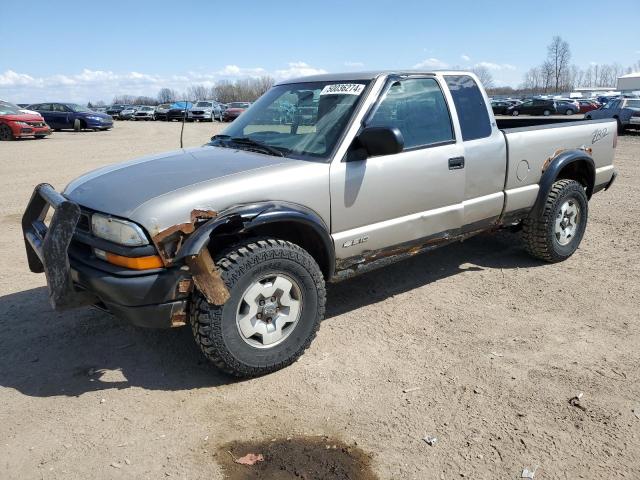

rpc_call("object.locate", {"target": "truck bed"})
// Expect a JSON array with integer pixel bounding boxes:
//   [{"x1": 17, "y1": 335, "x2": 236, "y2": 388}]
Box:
[{"x1": 499, "y1": 118, "x2": 617, "y2": 217}]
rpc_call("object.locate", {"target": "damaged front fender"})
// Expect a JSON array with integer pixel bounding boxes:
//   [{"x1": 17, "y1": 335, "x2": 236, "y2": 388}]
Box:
[{"x1": 151, "y1": 208, "x2": 231, "y2": 306}]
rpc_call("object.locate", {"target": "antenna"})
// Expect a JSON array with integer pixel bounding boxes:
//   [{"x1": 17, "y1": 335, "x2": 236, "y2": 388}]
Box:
[{"x1": 179, "y1": 97, "x2": 188, "y2": 148}]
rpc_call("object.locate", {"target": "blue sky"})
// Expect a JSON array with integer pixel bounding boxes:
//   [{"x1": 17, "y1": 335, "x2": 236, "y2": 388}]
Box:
[{"x1": 1, "y1": 0, "x2": 639, "y2": 102}]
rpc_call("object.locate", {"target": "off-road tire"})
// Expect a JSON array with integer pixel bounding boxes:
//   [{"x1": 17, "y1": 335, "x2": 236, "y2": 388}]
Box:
[
  {"x1": 190, "y1": 238, "x2": 326, "y2": 377},
  {"x1": 522, "y1": 179, "x2": 588, "y2": 262}
]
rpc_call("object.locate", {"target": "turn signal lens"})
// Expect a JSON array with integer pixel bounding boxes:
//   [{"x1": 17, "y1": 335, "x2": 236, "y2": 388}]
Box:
[{"x1": 94, "y1": 248, "x2": 163, "y2": 270}]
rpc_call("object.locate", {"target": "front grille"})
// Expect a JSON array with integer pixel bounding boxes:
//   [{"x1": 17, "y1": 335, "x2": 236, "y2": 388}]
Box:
[
  {"x1": 27, "y1": 122, "x2": 46, "y2": 127},
  {"x1": 191, "y1": 110, "x2": 205, "y2": 115},
  {"x1": 76, "y1": 212, "x2": 91, "y2": 233}
]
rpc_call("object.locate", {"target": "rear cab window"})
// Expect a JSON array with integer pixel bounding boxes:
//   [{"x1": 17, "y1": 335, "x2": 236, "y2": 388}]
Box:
[{"x1": 444, "y1": 75, "x2": 492, "y2": 141}]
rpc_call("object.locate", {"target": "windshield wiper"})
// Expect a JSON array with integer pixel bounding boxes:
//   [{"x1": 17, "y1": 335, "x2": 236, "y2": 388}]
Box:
[
  {"x1": 230, "y1": 137, "x2": 287, "y2": 157},
  {"x1": 210, "y1": 134, "x2": 287, "y2": 157}
]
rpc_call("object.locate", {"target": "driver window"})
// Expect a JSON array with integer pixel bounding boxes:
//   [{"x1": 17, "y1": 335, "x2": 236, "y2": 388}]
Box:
[{"x1": 367, "y1": 78, "x2": 454, "y2": 149}]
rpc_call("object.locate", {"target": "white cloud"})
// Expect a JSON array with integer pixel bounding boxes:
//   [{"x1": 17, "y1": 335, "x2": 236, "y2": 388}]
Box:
[
  {"x1": 273, "y1": 62, "x2": 327, "y2": 79},
  {"x1": 343, "y1": 61, "x2": 364, "y2": 68},
  {"x1": 461, "y1": 54, "x2": 471, "y2": 62},
  {"x1": 0, "y1": 62, "x2": 326, "y2": 103},
  {"x1": 474, "y1": 61, "x2": 516, "y2": 71},
  {"x1": 412, "y1": 58, "x2": 449, "y2": 69}
]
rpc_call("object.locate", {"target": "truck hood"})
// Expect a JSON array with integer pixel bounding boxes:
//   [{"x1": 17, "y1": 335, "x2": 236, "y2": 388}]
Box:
[{"x1": 64, "y1": 146, "x2": 299, "y2": 222}]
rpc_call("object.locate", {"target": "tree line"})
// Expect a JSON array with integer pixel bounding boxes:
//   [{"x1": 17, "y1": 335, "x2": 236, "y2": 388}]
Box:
[
  {"x1": 90, "y1": 76, "x2": 275, "y2": 107},
  {"x1": 88, "y1": 40, "x2": 639, "y2": 105},
  {"x1": 513, "y1": 36, "x2": 639, "y2": 95}
]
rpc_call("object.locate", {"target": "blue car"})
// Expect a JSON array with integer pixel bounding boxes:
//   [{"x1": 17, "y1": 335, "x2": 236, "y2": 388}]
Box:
[{"x1": 26, "y1": 102, "x2": 113, "y2": 131}]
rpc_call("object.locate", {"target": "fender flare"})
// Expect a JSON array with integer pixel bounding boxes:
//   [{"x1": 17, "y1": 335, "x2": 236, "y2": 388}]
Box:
[
  {"x1": 173, "y1": 201, "x2": 335, "y2": 277},
  {"x1": 531, "y1": 149, "x2": 595, "y2": 217}
]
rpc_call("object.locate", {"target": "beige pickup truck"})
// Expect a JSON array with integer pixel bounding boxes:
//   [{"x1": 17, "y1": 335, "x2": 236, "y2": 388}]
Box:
[{"x1": 23, "y1": 70, "x2": 617, "y2": 376}]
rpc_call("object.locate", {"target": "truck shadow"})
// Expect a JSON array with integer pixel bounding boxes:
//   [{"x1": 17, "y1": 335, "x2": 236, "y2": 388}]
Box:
[
  {"x1": 325, "y1": 231, "x2": 542, "y2": 320},
  {"x1": 0, "y1": 232, "x2": 541, "y2": 398}
]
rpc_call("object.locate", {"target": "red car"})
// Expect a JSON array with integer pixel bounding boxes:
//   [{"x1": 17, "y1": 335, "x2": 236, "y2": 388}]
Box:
[
  {"x1": 0, "y1": 101, "x2": 52, "y2": 140},
  {"x1": 222, "y1": 102, "x2": 251, "y2": 122},
  {"x1": 578, "y1": 100, "x2": 600, "y2": 114}
]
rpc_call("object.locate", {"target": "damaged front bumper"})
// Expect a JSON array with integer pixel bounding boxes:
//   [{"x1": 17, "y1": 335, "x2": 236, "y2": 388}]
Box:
[{"x1": 22, "y1": 184, "x2": 194, "y2": 328}]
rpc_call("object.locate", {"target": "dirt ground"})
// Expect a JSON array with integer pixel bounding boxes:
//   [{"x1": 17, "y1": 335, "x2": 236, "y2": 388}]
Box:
[{"x1": 1, "y1": 121, "x2": 639, "y2": 479}]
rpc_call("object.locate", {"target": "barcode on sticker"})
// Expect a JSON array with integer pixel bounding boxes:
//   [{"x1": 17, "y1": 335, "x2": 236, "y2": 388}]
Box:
[{"x1": 320, "y1": 84, "x2": 365, "y2": 95}]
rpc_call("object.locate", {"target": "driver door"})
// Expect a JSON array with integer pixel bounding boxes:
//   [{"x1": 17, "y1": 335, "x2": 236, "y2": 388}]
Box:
[{"x1": 329, "y1": 76, "x2": 465, "y2": 262}]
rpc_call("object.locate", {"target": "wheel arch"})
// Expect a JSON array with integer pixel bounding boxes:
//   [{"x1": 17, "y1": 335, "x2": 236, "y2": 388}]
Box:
[
  {"x1": 174, "y1": 202, "x2": 335, "y2": 279},
  {"x1": 532, "y1": 149, "x2": 595, "y2": 216}
]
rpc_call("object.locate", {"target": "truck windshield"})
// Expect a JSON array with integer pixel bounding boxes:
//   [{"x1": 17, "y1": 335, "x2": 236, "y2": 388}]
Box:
[{"x1": 210, "y1": 81, "x2": 370, "y2": 161}]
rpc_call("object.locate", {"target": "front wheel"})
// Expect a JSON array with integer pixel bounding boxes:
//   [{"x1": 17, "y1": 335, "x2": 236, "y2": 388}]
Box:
[
  {"x1": 522, "y1": 179, "x2": 588, "y2": 262},
  {"x1": 73, "y1": 119, "x2": 82, "y2": 132},
  {"x1": 190, "y1": 238, "x2": 326, "y2": 377},
  {"x1": 565, "y1": 109, "x2": 574, "y2": 115},
  {"x1": 0, "y1": 124, "x2": 14, "y2": 141},
  {"x1": 511, "y1": 110, "x2": 520, "y2": 116},
  {"x1": 543, "y1": 109, "x2": 551, "y2": 116}
]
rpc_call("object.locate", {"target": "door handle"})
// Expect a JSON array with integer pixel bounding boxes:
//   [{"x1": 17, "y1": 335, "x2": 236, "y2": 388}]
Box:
[{"x1": 448, "y1": 156, "x2": 465, "y2": 170}]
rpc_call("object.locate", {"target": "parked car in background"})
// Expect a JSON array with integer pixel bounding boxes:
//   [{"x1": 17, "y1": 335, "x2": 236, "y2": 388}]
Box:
[
  {"x1": 585, "y1": 97, "x2": 640, "y2": 132},
  {"x1": 119, "y1": 105, "x2": 139, "y2": 120},
  {"x1": 491, "y1": 100, "x2": 512, "y2": 115},
  {"x1": 554, "y1": 99, "x2": 580, "y2": 115},
  {"x1": 154, "y1": 104, "x2": 171, "y2": 121},
  {"x1": 132, "y1": 106, "x2": 156, "y2": 121},
  {"x1": 578, "y1": 100, "x2": 600, "y2": 114},
  {"x1": 222, "y1": 102, "x2": 251, "y2": 121},
  {"x1": 507, "y1": 99, "x2": 556, "y2": 116},
  {"x1": 0, "y1": 100, "x2": 52, "y2": 140},
  {"x1": 28, "y1": 103, "x2": 113, "y2": 131},
  {"x1": 188, "y1": 101, "x2": 224, "y2": 122},
  {"x1": 106, "y1": 104, "x2": 129, "y2": 119},
  {"x1": 167, "y1": 102, "x2": 193, "y2": 121}
]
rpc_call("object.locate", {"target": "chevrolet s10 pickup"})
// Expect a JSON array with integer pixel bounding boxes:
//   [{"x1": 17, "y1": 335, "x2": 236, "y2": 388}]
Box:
[{"x1": 22, "y1": 70, "x2": 617, "y2": 376}]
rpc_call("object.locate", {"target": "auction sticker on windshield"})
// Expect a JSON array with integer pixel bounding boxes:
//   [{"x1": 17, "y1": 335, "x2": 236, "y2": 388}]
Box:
[{"x1": 320, "y1": 84, "x2": 365, "y2": 95}]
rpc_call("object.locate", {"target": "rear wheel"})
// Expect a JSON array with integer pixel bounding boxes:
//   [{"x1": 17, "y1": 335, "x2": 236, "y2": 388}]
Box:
[
  {"x1": 0, "y1": 124, "x2": 14, "y2": 141},
  {"x1": 522, "y1": 179, "x2": 588, "y2": 262},
  {"x1": 543, "y1": 109, "x2": 551, "y2": 116},
  {"x1": 565, "y1": 109, "x2": 574, "y2": 115},
  {"x1": 190, "y1": 238, "x2": 326, "y2": 377},
  {"x1": 511, "y1": 110, "x2": 520, "y2": 116}
]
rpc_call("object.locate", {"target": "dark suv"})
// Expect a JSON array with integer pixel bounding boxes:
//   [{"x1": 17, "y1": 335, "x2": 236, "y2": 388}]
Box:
[{"x1": 507, "y1": 99, "x2": 556, "y2": 116}]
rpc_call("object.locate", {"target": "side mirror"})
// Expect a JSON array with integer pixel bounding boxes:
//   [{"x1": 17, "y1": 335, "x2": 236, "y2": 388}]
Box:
[{"x1": 350, "y1": 126, "x2": 404, "y2": 161}]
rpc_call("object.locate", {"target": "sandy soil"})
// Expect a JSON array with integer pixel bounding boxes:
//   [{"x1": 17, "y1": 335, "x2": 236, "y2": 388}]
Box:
[{"x1": 1, "y1": 121, "x2": 639, "y2": 479}]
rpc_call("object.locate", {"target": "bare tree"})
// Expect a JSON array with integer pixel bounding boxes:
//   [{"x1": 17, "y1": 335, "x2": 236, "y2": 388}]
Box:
[
  {"x1": 541, "y1": 60, "x2": 555, "y2": 93},
  {"x1": 547, "y1": 36, "x2": 571, "y2": 92},
  {"x1": 213, "y1": 76, "x2": 275, "y2": 103},
  {"x1": 472, "y1": 66, "x2": 494, "y2": 89},
  {"x1": 157, "y1": 88, "x2": 178, "y2": 104},
  {"x1": 186, "y1": 84, "x2": 210, "y2": 101},
  {"x1": 112, "y1": 94, "x2": 136, "y2": 104}
]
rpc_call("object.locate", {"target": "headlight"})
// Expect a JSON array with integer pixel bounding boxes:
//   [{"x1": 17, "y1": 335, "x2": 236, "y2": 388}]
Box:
[
  {"x1": 15, "y1": 121, "x2": 30, "y2": 126},
  {"x1": 87, "y1": 115, "x2": 102, "y2": 121},
  {"x1": 91, "y1": 214, "x2": 148, "y2": 246}
]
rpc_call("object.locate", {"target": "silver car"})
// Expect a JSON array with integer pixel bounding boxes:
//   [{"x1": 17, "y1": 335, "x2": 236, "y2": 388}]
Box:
[
  {"x1": 188, "y1": 100, "x2": 223, "y2": 122},
  {"x1": 22, "y1": 70, "x2": 617, "y2": 377}
]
